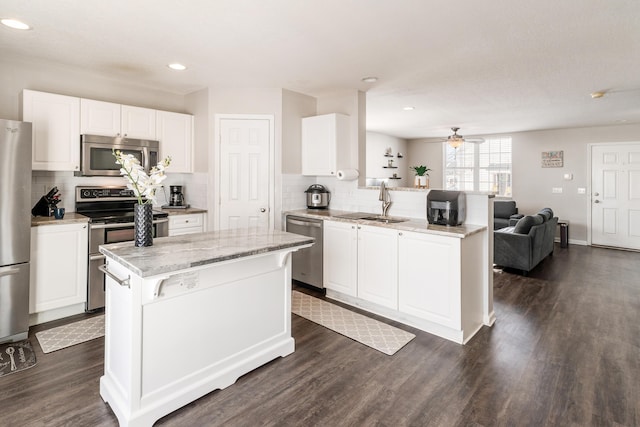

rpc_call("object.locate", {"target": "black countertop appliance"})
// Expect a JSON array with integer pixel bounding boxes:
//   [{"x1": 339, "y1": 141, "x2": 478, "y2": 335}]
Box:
[
  {"x1": 427, "y1": 190, "x2": 466, "y2": 226},
  {"x1": 305, "y1": 184, "x2": 330, "y2": 209}
]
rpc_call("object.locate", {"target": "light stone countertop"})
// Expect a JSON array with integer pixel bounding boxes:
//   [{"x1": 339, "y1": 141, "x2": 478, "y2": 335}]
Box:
[
  {"x1": 100, "y1": 228, "x2": 314, "y2": 278},
  {"x1": 161, "y1": 207, "x2": 207, "y2": 215},
  {"x1": 31, "y1": 212, "x2": 90, "y2": 226},
  {"x1": 284, "y1": 209, "x2": 486, "y2": 238}
]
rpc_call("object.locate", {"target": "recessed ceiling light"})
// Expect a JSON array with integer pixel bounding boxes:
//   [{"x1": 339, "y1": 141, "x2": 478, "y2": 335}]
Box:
[
  {"x1": 590, "y1": 91, "x2": 605, "y2": 99},
  {"x1": 168, "y1": 63, "x2": 187, "y2": 71},
  {"x1": 361, "y1": 76, "x2": 378, "y2": 83},
  {"x1": 403, "y1": 106, "x2": 415, "y2": 111},
  {"x1": 1, "y1": 18, "x2": 31, "y2": 30}
]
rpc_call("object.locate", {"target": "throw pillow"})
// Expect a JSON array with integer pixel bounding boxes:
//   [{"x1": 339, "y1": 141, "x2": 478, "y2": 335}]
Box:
[
  {"x1": 539, "y1": 207, "x2": 554, "y2": 220},
  {"x1": 514, "y1": 215, "x2": 536, "y2": 234}
]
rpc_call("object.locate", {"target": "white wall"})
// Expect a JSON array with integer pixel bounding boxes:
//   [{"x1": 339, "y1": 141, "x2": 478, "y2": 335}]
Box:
[
  {"x1": 1, "y1": 57, "x2": 186, "y2": 121},
  {"x1": 282, "y1": 89, "x2": 317, "y2": 174},
  {"x1": 366, "y1": 132, "x2": 408, "y2": 187},
  {"x1": 407, "y1": 138, "x2": 443, "y2": 188}
]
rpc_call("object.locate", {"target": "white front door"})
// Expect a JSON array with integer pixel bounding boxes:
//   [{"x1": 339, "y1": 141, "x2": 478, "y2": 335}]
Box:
[
  {"x1": 218, "y1": 117, "x2": 272, "y2": 230},
  {"x1": 591, "y1": 143, "x2": 640, "y2": 250}
]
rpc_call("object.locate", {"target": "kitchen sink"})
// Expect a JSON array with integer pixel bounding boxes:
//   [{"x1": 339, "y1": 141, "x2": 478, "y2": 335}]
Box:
[
  {"x1": 334, "y1": 212, "x2": 409, "y2": 223},
  {"x1": 360, "y1": 216, "x2": 409, "y2": 224}
]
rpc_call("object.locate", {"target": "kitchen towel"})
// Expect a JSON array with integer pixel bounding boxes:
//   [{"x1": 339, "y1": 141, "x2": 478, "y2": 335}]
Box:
[{"x1": 336, "y1": 169, "x2": 359, "y2": 181}]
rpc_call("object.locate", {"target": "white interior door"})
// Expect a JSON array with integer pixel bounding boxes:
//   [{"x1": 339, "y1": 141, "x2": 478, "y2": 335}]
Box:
[
  {"x1": 591, "y1": 143, "x2": 640, "y2": 250},
  {"x1": 218, "y1": 117, "x2": 272, "y2": 230}
]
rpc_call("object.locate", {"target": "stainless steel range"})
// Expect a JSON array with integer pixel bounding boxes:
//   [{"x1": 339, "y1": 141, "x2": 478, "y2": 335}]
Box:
[{"x1": 75, "y1": 186, "x2": 169, "y2": 311}]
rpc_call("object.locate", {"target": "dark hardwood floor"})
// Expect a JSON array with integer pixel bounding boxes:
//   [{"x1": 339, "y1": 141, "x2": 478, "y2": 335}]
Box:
[{"x1": 1, "y1": 244, "x2": 638, "y2": 426}]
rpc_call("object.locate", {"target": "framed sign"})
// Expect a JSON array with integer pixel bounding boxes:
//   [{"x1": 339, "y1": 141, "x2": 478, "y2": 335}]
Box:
[{"x1": 541, "y1": 150, "x2": 563, "y2": 168}]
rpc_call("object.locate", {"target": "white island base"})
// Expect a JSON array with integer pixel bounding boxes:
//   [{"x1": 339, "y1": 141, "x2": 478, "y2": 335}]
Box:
[{"x1": 99, "y1": 245, "x2": 305, "y2": 427}]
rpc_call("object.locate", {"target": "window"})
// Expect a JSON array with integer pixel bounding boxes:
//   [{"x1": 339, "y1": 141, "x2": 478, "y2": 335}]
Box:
[{"x1": 444, "y1": 137, "x2": 512, "y2": 197}]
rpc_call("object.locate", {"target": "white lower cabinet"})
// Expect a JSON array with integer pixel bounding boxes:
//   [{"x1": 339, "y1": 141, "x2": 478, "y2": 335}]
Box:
[
  {"x1": 357, "y1": 225, "x2": 398, "y2": 309},
  {"x1": 323, "y1": 220, "x2": 485, "y2": 344},
  {"x1": 30, "y1": 223, "x2": 88, "y2": 314},
  {"x1": 168, "y1": 213, "x2": 205, "y2": 236},
  {"x1": 323, "y1": 220, "x2": 358, "y2": 296},
  {"x1": 398, "y1": 231, "x2": 461, "y2": 330},
  {"x1": 323, "y1": 221, "x2": 397, "y2": 308}
]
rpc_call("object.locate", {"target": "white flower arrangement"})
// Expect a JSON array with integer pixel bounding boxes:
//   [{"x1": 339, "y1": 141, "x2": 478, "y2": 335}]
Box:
[{"x1": 113, "y1": 149, "x2": 171, "y2": 205}]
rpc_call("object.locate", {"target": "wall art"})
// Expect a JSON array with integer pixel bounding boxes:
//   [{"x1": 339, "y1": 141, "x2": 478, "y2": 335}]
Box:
[{"x1": 541, "y1": 150, "x2": 563, "y2": 168}]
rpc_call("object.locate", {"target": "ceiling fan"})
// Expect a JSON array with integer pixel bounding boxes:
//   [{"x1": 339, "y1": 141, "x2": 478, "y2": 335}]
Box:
[{"x1": 443, "y1": 127, "x2": 485, "y2": 149}]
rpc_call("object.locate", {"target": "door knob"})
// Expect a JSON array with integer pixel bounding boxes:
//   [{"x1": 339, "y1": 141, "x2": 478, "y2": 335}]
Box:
[
  {"x1": 594, "y1": 192, "x2": 599, "y2": 196},
  {"x1": 594, "y1": 200, "x2": 601, "y2": 203},
  {"x1": 260, "y1": 208, "x2": 266, "y2": 213}
]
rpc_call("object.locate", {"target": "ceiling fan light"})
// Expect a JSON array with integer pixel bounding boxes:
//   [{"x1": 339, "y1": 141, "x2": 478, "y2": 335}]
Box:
[{"x1": 447, "y1": 136, "x2": 464, "y2": 149}]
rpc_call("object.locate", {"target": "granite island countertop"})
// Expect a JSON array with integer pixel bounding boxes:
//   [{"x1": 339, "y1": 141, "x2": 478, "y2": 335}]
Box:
[
  {"x1": 100, "y1": 228, "x2": 314, "y2": 278},
  {"x1": 284, "y1": 209, "x2": 486, "y2": 238}
]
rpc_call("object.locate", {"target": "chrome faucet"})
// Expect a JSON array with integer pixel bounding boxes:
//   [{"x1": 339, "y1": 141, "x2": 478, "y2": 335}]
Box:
[{"x1": 379, "y1": 181, "x2": 392, "y2": 217}]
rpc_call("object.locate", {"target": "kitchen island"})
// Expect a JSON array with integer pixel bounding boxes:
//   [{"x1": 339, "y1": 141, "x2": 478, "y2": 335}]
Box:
[{"x1": 98, "y1": 229, "x2": 313, "y2": 427}]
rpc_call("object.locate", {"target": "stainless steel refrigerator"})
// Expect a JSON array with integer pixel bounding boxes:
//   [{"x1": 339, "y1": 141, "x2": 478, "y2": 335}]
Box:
[{"x1": 0, "y1": 119, "x2": 32, "y2": 343}]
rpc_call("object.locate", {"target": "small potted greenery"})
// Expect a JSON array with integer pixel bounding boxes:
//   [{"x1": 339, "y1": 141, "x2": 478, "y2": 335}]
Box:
[{"x1": 410, "y1": 165, "x2": 431, "y2": 188}]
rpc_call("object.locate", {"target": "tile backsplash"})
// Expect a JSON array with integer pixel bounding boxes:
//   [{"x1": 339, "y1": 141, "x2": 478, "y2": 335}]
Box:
[{"x1": 31, "y1": 171, "x2": 208, "y2": 213}]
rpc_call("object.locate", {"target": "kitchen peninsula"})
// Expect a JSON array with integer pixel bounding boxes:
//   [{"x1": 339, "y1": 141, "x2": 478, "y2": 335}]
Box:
[{"x1": 98, "y1": 229, "x2": 313, "y2": 427}]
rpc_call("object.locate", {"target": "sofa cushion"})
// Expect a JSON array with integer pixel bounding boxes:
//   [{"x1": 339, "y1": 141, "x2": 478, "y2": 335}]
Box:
[
  {"x1": 514, "y1": 215, "x2": 544, "y2": 234},
  {"x1": 494, "y1": 201, "x2": 517, "y2": 218}
]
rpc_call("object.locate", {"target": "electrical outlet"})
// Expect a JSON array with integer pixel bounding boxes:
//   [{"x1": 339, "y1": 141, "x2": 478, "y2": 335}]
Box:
[
  {"x1": 577, "y1": 188, "x2": 586, "y2": 194},
  {"x1": 552, "y1": 187, "x2": 563, "y2": 194}
]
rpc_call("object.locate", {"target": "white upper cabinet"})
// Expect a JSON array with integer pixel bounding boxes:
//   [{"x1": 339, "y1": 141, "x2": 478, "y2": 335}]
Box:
[
  {"x1": 156, "y1": 110, "x2": 194, "y2": 173},
  {"x1": 22, "y1": 89, "x2": 81, "y2": 171},
  {"x1": 80, "y1": 99, "x2": 121, "y2": 136},
  {"x1": 302, "y1": 113, "x2": 350, "y2": 176},
  {"x1": 121, "y1": 105, "x2": 157, "y2": 139},
  {"x1": 81, "y1": 99, "x2": 156, "y2": 139}
]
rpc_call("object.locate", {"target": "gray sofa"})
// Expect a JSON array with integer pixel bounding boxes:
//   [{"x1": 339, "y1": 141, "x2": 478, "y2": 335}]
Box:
[
  {"x1": 494, "y1": 208, "x2": 557, "y2": 275},
  {"x1": 494, "y1": 200, "x2": 523, "y2": 230}
]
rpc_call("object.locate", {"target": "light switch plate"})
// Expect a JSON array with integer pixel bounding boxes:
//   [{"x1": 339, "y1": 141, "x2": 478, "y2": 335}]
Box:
[
  {"x1": 552, "y1": 187, "x2": 563, "y2": 194},
  {"x1": 563, "y1": 173, "x2": 573, "y2": 180},
  {"x1": 577, "y1": 187, "x2": 586, "y2": 194}
]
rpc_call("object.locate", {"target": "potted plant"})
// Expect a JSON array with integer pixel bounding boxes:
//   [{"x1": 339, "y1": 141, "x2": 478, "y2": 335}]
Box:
[{"x1": 410, "y1": 165, "x2": 431, "y2": 188}]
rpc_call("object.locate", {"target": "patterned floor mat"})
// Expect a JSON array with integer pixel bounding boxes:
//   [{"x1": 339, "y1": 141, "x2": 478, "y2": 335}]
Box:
[
  {"x1": 35, "y1": 315, "x2": 104, "y2": 354},
  {"x1": 292, "y1": 291, "x2": 415, "y2": 355},
  {"x1": 0, "y1": 340, "x2": 37, "y2": 377}
]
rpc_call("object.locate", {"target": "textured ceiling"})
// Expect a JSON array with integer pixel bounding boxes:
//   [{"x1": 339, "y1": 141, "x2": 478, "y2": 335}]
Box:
[{"x1": 2, "y1": 0, "x2": 639, "y2": 139}]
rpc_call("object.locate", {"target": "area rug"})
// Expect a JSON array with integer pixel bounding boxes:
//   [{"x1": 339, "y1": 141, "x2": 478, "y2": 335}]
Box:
[
  {"x1": 0, "y1": 339, "x2": 37, "y2": 377},
  {"x1": 35, "y1": 315, "x2": 104, "y2": 354},
  {"x1": 291, "y1": 291, "x2": 415, "y2": 355}
]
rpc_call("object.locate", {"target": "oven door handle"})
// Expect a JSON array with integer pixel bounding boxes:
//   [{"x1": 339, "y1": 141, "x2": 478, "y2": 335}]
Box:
[
  {"x1": 90, "y1": 254, "x2": 106, "y2": 262},
  {"x1": 91, "y1": 222, "x2": 135, "y2": 230},
  {"x1": 98, "y1": 264, "x2": 130, "y2": 288},
  {"x1": 90, "y1": 218, "x2": 169, "y2": 229}
]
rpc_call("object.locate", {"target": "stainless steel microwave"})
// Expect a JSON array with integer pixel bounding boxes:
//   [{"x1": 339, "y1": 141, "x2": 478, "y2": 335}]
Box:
[{"x1": 76, "y1": 134, "x2": 160, "y2": 177}]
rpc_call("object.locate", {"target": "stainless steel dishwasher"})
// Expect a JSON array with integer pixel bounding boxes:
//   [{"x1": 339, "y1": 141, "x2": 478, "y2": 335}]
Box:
[{"x1": 285, "y1": 215, "x2": 323, "y2": 289}]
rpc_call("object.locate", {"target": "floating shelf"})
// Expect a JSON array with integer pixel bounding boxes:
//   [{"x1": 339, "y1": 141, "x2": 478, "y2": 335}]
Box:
[
  {"x1": 383, "y1": 166, "x2": 398, "y2": 169},
  {"x1": 389, "y1": 177, "x2": 402, "y2": 179},
  {"x1": 384, "y1": 154, "x2": 394, "y2": 157}
]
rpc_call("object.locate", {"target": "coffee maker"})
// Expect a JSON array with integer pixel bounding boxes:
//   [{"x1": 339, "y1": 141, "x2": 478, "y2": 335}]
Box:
[{"x1": 163, "y1": 185, "x2": 189, "y2": 209}]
